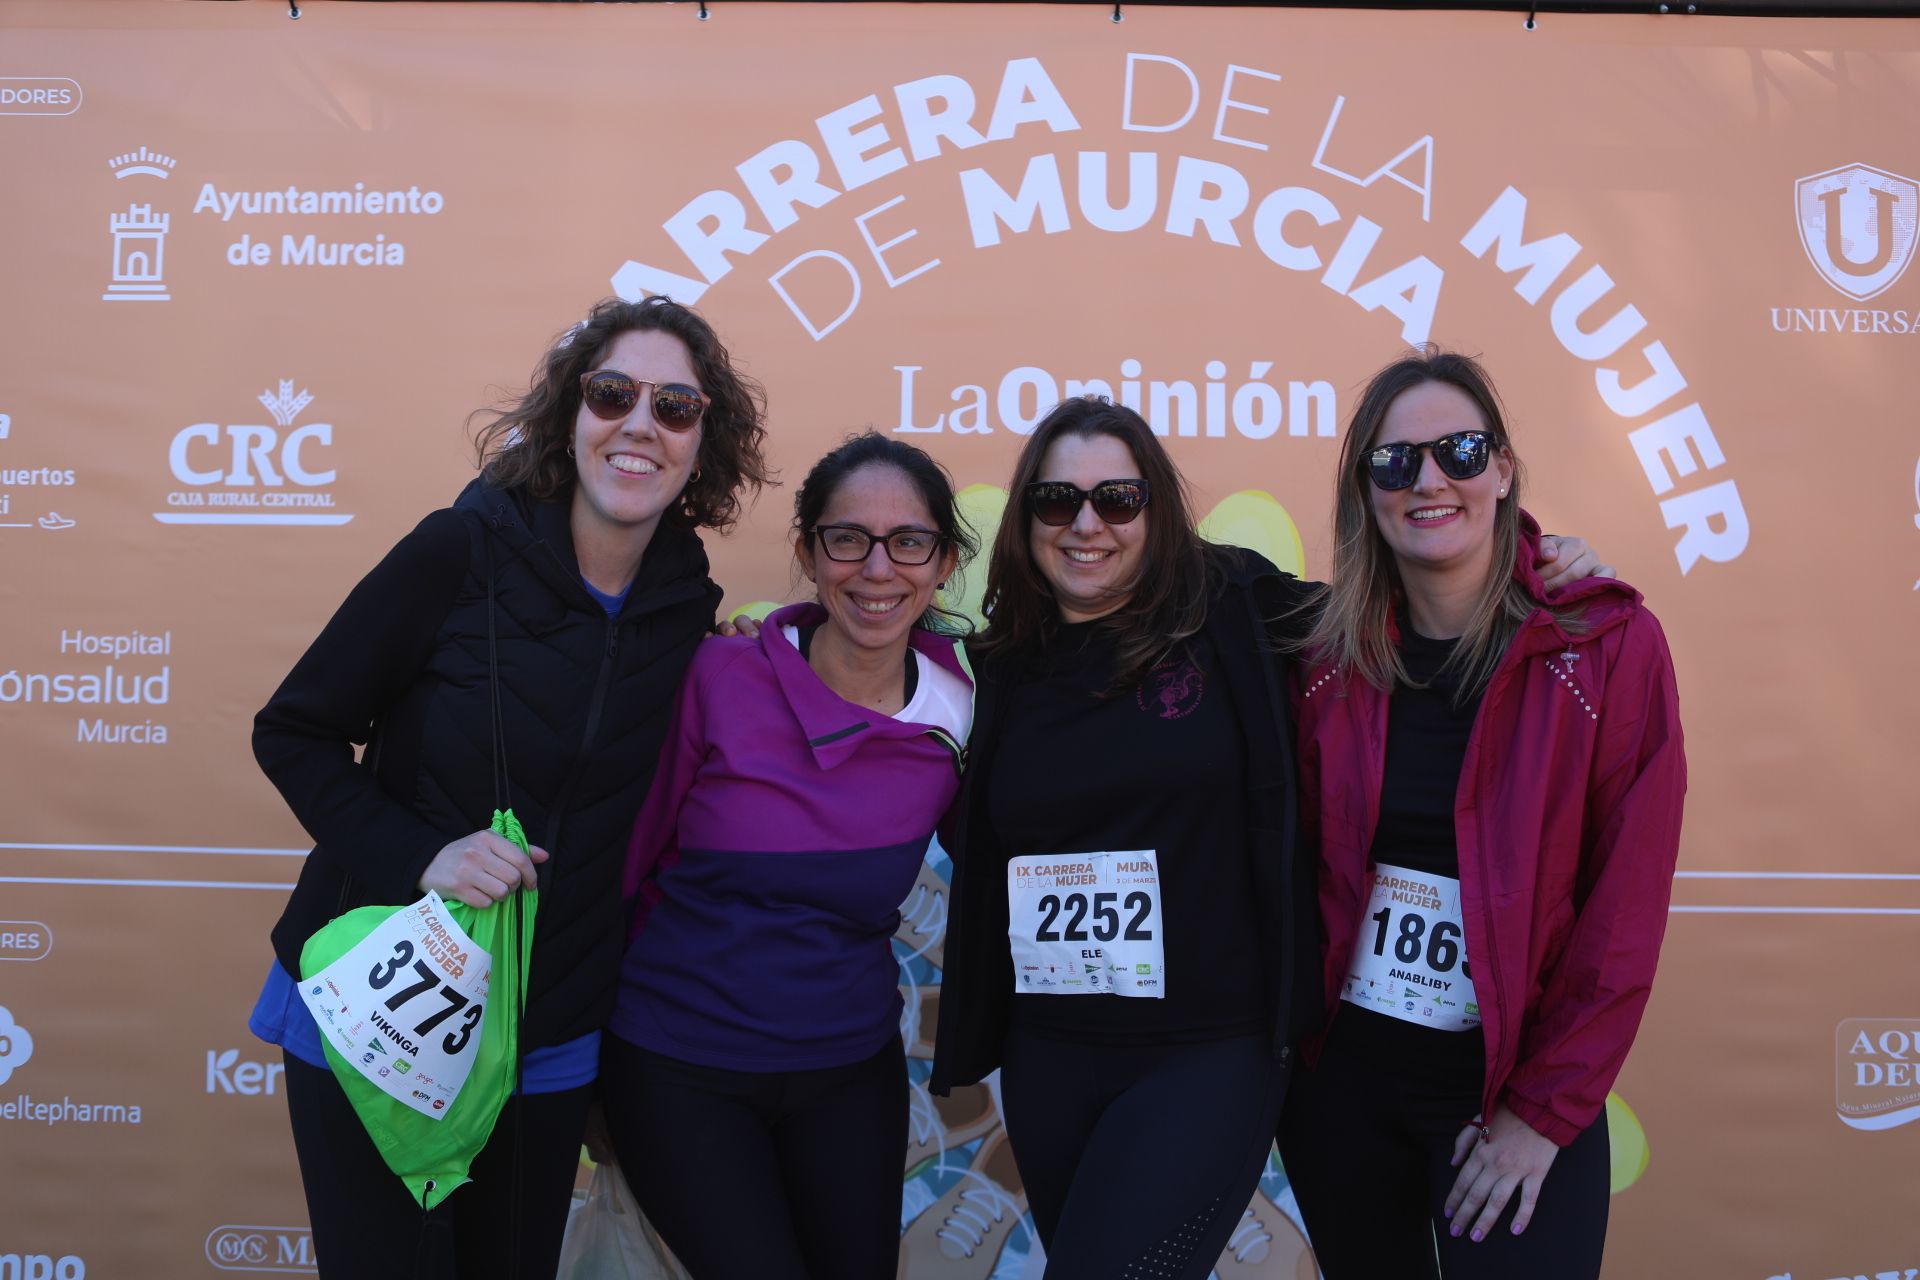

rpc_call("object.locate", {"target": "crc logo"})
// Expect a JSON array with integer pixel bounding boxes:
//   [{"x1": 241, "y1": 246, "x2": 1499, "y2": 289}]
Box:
[
  {"x1": 204, "y1": 1226, "x2": 316, "y2": 1273},
  {"x1": 205, "y1": 1050, "x2": 285, "y2": 1096},
  {"x1": 0, "y1": 1006, "x2": 35, "y2": 1087},
  {"x1": 1836, "y1": 1017, "x2": 1920, "y2": 1131},
  {"x1": 1795, "y1": 163, "x2": 1920, "y2": 302},
  {"x1": 158, "y1": 380, "x2": 352, "y2": 526}
]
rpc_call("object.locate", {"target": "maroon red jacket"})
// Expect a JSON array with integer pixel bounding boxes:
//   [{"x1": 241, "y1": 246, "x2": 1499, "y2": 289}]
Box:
[{"x1": 1295, "y1": 525, "x2": 1686, "y2": 1146}]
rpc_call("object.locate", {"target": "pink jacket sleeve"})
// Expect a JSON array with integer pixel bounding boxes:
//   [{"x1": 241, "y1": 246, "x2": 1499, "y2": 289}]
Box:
[{"x1": 1503, "y1": 608, "x2": 1688, "y2": 1146}]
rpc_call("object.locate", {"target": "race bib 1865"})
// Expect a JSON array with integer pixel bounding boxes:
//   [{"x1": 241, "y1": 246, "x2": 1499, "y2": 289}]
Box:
[
  {"x1": 1341, "y1": 863, "x2": 1480, "y2": 1031},
  {"x1": 300, "y1": 892, "x2": 492, "y2": 1119},
  {"x1": 1007, "y1": 850, "x2": 1165, "y2": 998}
]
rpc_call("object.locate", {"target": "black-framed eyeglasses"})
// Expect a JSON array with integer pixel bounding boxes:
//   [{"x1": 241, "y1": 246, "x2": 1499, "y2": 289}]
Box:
[
  {"x1": 1363, "y1": 430, "x2": 1494, "y2": 491},
  {"x1": 810, "y1": 524, "x2": 946, "y2": 566},
  {"x1": 1024, "y1": 478, "x2": 1150, "y2": 527}
]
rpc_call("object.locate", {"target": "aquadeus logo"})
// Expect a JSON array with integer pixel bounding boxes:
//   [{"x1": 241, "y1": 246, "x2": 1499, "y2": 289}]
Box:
[
  {"x1": 156, "y1": 379, "x2": 353, "y2": 526},
  {"x1": 204, "y1": 1226, "x2": 315, "y2": 1274},
  {"x1": 1796, "y1": 163, "x2": 1919, "y2": 302},
  {"x1": 1836, "y1": 1017, "x2": 1920, "y2": 1131}
]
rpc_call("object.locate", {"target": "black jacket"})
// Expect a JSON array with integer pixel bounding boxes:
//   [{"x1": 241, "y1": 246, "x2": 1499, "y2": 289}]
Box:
[
  {"x1": 257, "y1": 479, "x2": 721, "y2": 1050},
  {"x1": 930, "y1": 545, "x2": 1322, "y2": 1092}
]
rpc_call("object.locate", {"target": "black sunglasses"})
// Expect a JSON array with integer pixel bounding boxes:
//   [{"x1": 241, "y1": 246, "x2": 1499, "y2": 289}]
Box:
[
  {"x1": 578, "y1": 370, "x2": 708, "y2": 431},
  {"x1": 810, "y1": 524, "x2": 946, "y2": 566},
  {"x1": 1025, "y1": 479, "x2": 1151, "y2": 527},
  {"x1": 1364, "y1": 430, "x2": 1494, "y2": 491}
]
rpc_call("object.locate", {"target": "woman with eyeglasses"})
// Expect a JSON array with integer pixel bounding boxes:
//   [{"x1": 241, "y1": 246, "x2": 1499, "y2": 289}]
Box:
[
  {"x1": 599, "y1": 431, "x2": 976, "y2": 1280},
  {"x1": 1276, "y1": 349, "x2": 1685, "y2": 1280},
  {"x1": 248, "y1": 297, "x2": 770, "y2": 1278}
]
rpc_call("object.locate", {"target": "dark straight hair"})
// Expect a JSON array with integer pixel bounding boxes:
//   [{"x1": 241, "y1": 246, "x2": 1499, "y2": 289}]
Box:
[
  {"x1": 974, "y1": 396, "x2": 1218, "y2": 690},
  {"x1": 792, "y1": 431, "x2": 978, "y2": 635}
]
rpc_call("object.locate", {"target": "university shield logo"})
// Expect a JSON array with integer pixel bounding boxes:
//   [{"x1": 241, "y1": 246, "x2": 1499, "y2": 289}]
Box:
[{"x1": 1795, "y1": 163, "x2": 1920, "y2": 302}]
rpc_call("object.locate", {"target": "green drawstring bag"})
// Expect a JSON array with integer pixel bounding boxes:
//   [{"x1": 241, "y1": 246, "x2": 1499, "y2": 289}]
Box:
[{"x1": 299, "y1": 807, "x2": 536, "y2": 1211}]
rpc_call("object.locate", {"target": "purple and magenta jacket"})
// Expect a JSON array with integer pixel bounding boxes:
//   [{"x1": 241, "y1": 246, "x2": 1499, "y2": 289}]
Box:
[{"x1": 612, "y1": 602, "x2": 970, "y2": 1071}]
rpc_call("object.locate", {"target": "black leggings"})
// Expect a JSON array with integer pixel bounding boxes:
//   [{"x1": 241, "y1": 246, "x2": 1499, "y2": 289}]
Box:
[
  {"x1": 599, "y1": 1034, "x2": 907, "y2": 1280},
  {"x1": 281, "y1": 1051, "x2": 591, "y2": 1280},
  {"x1": 1277, "y1": 1015, "x2": 1611, "y2": 1280},
  {"x1": 998, "y1": 1027, "x2": 1286, "y2": 1280}
]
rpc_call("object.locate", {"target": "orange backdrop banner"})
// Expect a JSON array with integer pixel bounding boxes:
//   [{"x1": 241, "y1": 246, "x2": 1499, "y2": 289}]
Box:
[{"x1": 1, "y1": 3, "x2": 1916, "y2": 1278}]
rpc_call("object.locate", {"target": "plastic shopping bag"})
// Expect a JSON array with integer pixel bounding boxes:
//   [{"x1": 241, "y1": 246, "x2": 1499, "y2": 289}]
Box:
[{"x1": 556, "y1": 1161, "x2": 691, "y2": 1280}]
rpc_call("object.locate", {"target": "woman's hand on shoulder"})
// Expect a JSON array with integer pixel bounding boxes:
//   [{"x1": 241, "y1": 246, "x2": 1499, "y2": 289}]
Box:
[
  {"x1": 418, "y1": 829, "x2": 548, "y2": 909},
  {"x1": 1535, "y1": 535, "x2": 1615, "y2": 592},
  {"x1": 712, "y1": 613, "x2": 763, "y2": 640},
  {"x1": 1443, "y1": 1104, "x2": 1560, "y2": 1241}
]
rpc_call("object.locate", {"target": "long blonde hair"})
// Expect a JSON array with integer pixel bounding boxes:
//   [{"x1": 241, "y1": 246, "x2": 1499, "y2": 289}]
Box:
[{"x1": 1300, "y1": 347, "x2": 1579, "y2": 700}]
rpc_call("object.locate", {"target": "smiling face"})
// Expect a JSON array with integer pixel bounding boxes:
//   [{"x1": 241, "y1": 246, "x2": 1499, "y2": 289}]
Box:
[
  {"x1": 1366, "y1": 380, "x2": 1514, "y2": 586},
  {"x1": 569, "y1": 327, "x2": 703, "y2": 550},
  {"x1": 798, "y1": 463, "x2": 957, "y2": 659},
  {"x1": 1028, "y1": 432, "x2": 1149, "y2": 624}
]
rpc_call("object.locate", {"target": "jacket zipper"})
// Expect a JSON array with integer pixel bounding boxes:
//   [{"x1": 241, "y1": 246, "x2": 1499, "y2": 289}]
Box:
[{"x1": 539, "y1": 615, "x2": 620, "y2": 879}]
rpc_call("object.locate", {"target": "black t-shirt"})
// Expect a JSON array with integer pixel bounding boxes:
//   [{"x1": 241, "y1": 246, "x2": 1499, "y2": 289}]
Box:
[
  {"x1": 989, "y1": 621, "x2": 1269, "y2": 1043},
  {"x1": 1349, "y1": 622, "x2": 1490, "y2": 1061},
  {"x1": 1368, "y1": 625, "x2": 1486, "y2": 881}
]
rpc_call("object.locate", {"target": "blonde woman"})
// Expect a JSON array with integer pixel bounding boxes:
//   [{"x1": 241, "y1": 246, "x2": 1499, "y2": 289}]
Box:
[{"x1": 1279, "y1": 349, "x2": 1685, "y2": 1280}]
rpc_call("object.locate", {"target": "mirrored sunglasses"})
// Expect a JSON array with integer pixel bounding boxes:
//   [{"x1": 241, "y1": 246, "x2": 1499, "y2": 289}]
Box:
[
  {"x1": 1024, "y1": 479, "x2": 1151, "y2": 527},
  {"x1": 578, "y1": 370, "x2": 708, "y2": 431},
  {"x1": 1364, "y1": 430, "x2": 1493, "y2": 491}
]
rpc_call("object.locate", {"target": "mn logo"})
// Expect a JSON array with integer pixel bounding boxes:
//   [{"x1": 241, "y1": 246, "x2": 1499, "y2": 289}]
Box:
[{"x1": 1795, "y1": 163, "x2": 1919, "y2": 302}]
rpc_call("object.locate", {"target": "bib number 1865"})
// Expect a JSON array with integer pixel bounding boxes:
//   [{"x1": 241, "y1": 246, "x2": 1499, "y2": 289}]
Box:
[{"x1": 1368, "y1": 906, "x2": 1470, "y2": 978}]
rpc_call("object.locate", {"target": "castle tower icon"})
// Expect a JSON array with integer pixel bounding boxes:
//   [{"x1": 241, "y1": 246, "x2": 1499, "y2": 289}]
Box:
[{"x1": 104, "y1": 203, "x2": 170, "y2": 302}]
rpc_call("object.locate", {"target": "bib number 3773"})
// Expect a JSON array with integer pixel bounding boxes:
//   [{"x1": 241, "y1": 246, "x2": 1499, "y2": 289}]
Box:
[
  {"x1": 1342, "y1": 863, "x2": 1479, "y2": 1031},
  {"x1": 1007, "y1": 850, "x2": 1164, "y2": 998},
  {"x1": 300, "y1": 892, "x2": 492, "y2": 1120}
]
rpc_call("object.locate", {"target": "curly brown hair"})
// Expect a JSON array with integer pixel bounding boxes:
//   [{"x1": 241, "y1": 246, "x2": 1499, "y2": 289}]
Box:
[{"x1": 471, "y1": 296, "x2": 772, "y2": 531}]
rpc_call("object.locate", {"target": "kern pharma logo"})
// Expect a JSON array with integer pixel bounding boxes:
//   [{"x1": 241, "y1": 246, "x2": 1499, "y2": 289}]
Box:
[
  {"x1": 1796, "y1": 164, "x2": 1920, "y2": 302},
  {"x1": 1836, "y1": 1018, "x2": 1920, "y2": 1131},
  {"x1": 156, "y1": 380, "x2": 353, "y2": 526}
]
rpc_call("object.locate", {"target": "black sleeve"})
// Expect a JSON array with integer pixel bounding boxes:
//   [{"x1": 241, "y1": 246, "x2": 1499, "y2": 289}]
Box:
[{"x1": 252, "y1": 507, "x2": 474, "y2": 903}]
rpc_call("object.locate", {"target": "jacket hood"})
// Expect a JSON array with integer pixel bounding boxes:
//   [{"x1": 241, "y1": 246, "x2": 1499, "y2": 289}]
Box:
[
  {"x1": 759, "y1": 601, "x2": 972, "y2": 772},
  {"x1": 451, "y1": 476, "x2": 713, "y2": 615},
  {"x1": 1507, "y1": 511, "x2": 1644, "y2": 657}
]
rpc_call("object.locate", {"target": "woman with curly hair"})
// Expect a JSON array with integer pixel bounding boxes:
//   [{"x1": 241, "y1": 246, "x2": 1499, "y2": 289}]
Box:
[{"x1": 248, "y1": 296, "x2": 770, "y2": 1277}]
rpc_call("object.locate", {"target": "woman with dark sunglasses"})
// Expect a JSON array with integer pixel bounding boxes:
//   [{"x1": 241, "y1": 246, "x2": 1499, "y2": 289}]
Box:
[
  {"x1": 247, "y1": 296, "x2": 770, "y2": 1278},
  {"x1": 600, "y1": 432, "x2": 976, "y2": 1280},
  {"x1": 928, "y1": 395, "x2": 1324, "y2": 1278},
  {"x1": 930, "y1": 393, "x2": 1615, "y2": 1279},
  {"x1": 1277, "y1": 348, "x2": 1685, "y2": 1279}
]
